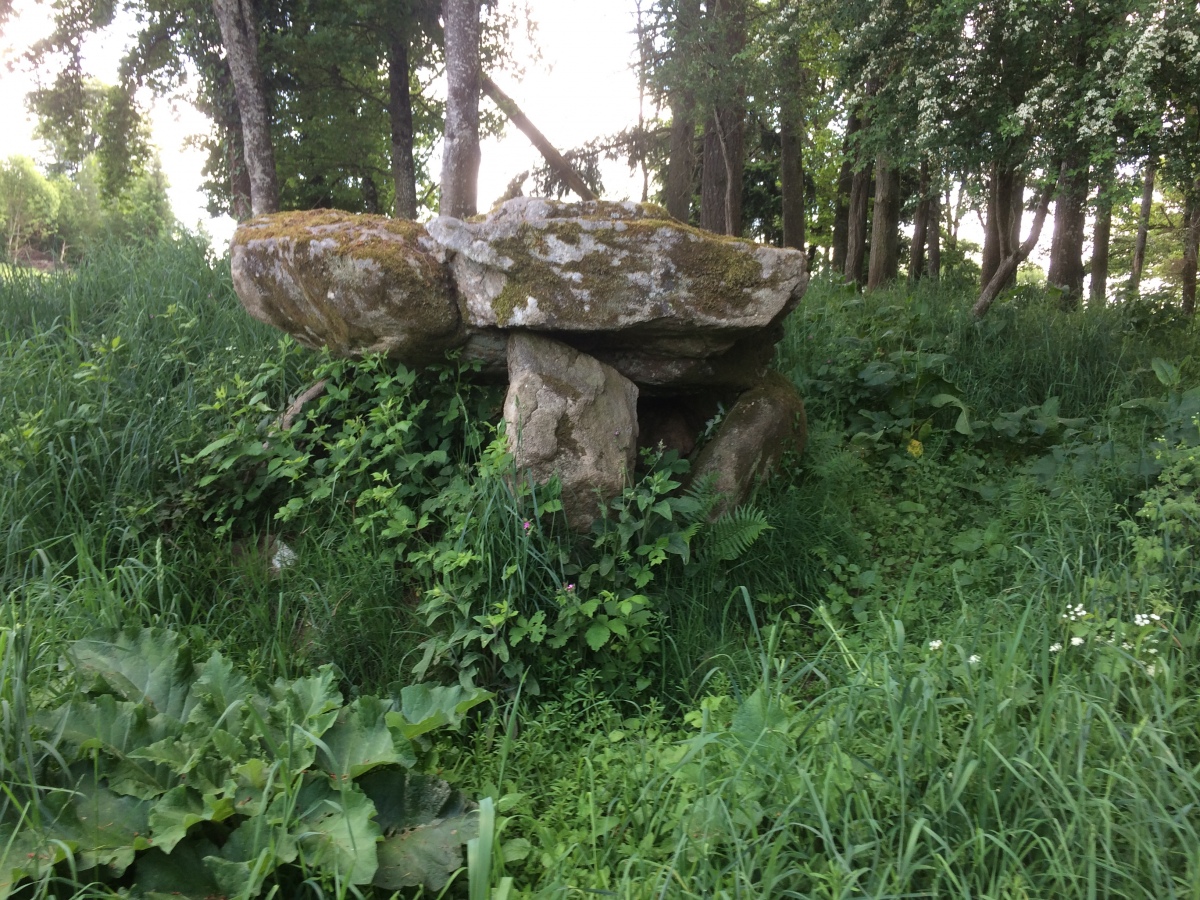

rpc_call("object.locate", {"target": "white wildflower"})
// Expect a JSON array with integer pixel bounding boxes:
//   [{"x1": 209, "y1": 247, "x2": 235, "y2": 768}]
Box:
[
  {"x1": 1049, "y1": 642, "x2": 1063, "y2": 652},
  {"x1": 1070, "y1": 636, "x2": 1085, "y2": 646},
  {"x1": 968, "y1": 654, "x2": 981, "y2": 664},
  {"x1": 928, "y1": 640, "x2": 944, "y2": 651}
]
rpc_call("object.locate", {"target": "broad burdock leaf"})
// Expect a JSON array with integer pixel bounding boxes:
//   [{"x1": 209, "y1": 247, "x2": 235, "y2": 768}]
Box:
[
  {"x1": 67, "y1": 629, "x2": 197, "y2": 722},
  {"x1": 319, "y1": 695, "x2": 416, "y2": 780},
  {"x1": 389, "y1": 682, "x2": 491, "y2": 740},
  {"x1": 133, "y1": 841, "x2": 223, "y2": 899},
  {"x1": 360, "y1": 769, "x2": 476, "y2": 891},
  {"x1": 57, "y1": 771, "x2": 154, "y2": 874},
  {"x1": 294, "y1": 778, "x2": 382, "y2": 885}
]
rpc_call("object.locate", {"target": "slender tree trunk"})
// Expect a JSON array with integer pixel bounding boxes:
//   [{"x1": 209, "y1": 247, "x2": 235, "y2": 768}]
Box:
[
  {"x1": 481, "y1": 77, "x2": 596, "y2": 201},
  {"x1": 831, "y1": 110, "x2": 860, "y2": 273},
  {"x1": 1183, "y1": 180, "x2": 1200, "y2": 316},
  {"x1": 699, "y1": 0, "x2": 746, "y2": 236},
  {"x1": 974, "y1": 164, "x2": 1063, "y2": 318},
  {"x1": 982, "y1": 165, "x2": 1023, "y2": 290},
  {"x1": 845, "y1": 158, "x2": 872, "y2": 285},
  {"x1": 1090, "y1": 166, "x2": 1114, "y2": 308},
  {"x1": 927, "y1": 190, "x2": 941, "y2": 279},
  {"x1": 1129, "y1": 156, "x2": 1157, "y2": 291},
  {"x1": 664, "y1": 0, "x2": 701, "y2": 222},
  {"x1": 780, "y1": 115, "x2": 804, "y2": 250},
  {"x1": 212, "y1": 0, "x2": 279, "y2": 216},
  {"x1": 911, "y1": 160, "x2": 930, "y2": 280},
  {"x1": 1047, "y1": 155, "x2": 1088, "y2": 304},
  {"x1": 388, "y1": 24, "x2": 418, "y2": 219},
  {"x1": 439, "y1": 0, "x2": 482, "y2": 218},
  {"x1": 867, "y1": 155, "x2": 900, "y2": 290}
]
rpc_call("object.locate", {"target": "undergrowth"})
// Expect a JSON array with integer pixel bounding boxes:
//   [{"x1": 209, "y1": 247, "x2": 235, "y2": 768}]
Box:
[{"x1": 2, "y1": 247, "x2": 1199, "y2": 898}]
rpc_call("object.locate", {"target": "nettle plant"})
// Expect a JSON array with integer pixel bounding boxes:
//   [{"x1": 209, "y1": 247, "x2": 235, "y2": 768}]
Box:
[
  {"x1": 183, "y1": 351, "x2": 771, "y2": 692},
  {"x1": 1, "y1": 628, "x2": 488, "y2": 898}
]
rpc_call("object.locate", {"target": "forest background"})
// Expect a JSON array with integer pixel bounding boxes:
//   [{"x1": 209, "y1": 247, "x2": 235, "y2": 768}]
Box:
[{"x1": 2, "y1": 0, "x2": 1200, "y2": 897}]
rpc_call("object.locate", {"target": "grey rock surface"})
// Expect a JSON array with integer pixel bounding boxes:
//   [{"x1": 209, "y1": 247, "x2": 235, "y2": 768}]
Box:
[
  {"x1": 688, "y1": 373, "x2": 807, "y2": 519},
  {"x1": 504, "y1": 333, "x2": 639, "y2": 530}
]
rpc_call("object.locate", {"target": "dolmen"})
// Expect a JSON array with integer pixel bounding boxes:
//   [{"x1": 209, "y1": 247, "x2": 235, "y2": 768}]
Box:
[{"x1": 229, "y1": 197, "x2": 808, "y2": 529}]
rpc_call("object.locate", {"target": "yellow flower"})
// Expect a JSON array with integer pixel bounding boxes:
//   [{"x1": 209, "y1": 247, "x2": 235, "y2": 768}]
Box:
[{"x1": 907, "y1": 439, "x2": 924, "y2": 458}]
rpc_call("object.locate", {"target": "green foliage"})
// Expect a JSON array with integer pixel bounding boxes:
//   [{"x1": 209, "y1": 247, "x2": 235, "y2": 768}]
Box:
[
  {"x1": 0, "y1": 157, "x2": 60, "y2": 261},
  {"x1": 1, "y1": 627, "x2": 486, "y2": 897}
]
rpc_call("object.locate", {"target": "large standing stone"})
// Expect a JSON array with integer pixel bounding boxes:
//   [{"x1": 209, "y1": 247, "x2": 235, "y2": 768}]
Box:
[
  {"x1": 688, "y1": 373, "x2": 807, "y2": 519},
  {"x1": 230, "y1": 210, "x2": 462, "y2": 362},
  {"x1": 504, "y1": 334, "x2": 639, "y2": 530},
  {"x1": 426, "y1": 197, "x2": 808, "y2": 359}
]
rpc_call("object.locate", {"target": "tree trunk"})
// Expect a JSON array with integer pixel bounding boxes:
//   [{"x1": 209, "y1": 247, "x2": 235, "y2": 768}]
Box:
[
  {"x1": 388, "y1": 24, "x2": 418, "y2": 219},
  {"x1": 1089, "y1": 170, "x2": 1113, "y2": 308},
  {"x1": 481, "y1": 77, "x2": 597, "y2": 202},
  {"x1": 981, "y1": 165, "x2": 1023, "y2": 289},
  {"x1": 439, "y1": 0, "x2": 482, "y2": 218},
  {"x1": 780, "y1": 114, "x2": 804, "y2": 250},
  {"x1": 867, "y1": 154, "x2": 899, "y2": 290},
  {"x1": 974, "y1": 164, "x2": 1063, "y2": 318},
  {"x1": 1047, "y1": 155, "x2": 1088, "y2": 304},
  {"x1": 1184, "y1": 181, "x2": 1200, "y2": 316},
  {"x1": 699, "y1": 0, "x2": 746, "y2": 236},
  {"x1": 664, "y1": 0, "x2": 701, "y2": 222},
  {"x1": 1129, "y1": 156, "x2": 1156, "y2": 292},
  {"x1": 927, "y1": 190, "x2": 941, "y2": 279},
  {"x1": 831, "y1": 111, "x2": 860, "y2": 273},
  {"x1": 845, "y1": 158, "x2": 872, "y2": 285},
  {"x1": 911, "y1": 160, "x2": 930, "y2": 280},
  {"x1": 212, "y1": 0, "x2": 279, "y2": 216}
]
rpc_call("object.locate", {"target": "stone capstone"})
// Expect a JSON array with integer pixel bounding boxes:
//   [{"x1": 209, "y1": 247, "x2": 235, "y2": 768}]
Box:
[
  {"x1": 228, "y1": 199, "x2": 811, "y2": 529},
  {"x1": 504, "y1": 333, "x2": 639, "y2": 530},
  {"x1": 230, "y1": 210, "x2": 462, "y2": 363}
]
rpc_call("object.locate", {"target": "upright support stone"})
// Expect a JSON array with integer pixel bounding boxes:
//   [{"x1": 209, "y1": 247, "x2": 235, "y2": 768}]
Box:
[
  {"x1": 688, "y1": 373, "x2": 807, "y2": 519},
  {"x1": 504, "y1": 334, "x2": 639, "y2": 530}
]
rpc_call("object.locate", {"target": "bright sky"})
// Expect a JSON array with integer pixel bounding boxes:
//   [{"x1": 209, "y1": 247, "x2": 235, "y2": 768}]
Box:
[{"x1": 0, "y1": 0, "x2": 647, "y2": 249}]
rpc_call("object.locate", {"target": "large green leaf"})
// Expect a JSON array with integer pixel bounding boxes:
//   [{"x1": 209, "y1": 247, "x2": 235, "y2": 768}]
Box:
[
  {"x1": 359, "y1": 769, "x2": 476, "y2": 891},
  {"x1": 293, "y1": 777, "x2": 381, "y2": 885},
  {"x1": 319, "y1": 695, "x2": 416, "y2": 780},
  {"x1": 389, "y1": 682, "x2": 490, "y2": 741},
  {"x1": 132, "y1": 840, "x2": 223, "y2": 899},
  {"x1": 58, "y1": 771, "x2": 154, "y2": 874},
  {"x1": 67, "y1": 629, "x2": 196, "y2": 722}
]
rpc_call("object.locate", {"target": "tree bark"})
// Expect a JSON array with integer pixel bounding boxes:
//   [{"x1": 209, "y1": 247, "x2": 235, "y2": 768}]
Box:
[
  {"x1": 664, "y1": 0, "x2": 701, "y2": 222},
  {"x1": 911, "y1": 160, "x2": 930, "y2": 280},
  {"x1": 974, "y1": 164, "x2": 1063, "y2": 318},
  {"x1": 1047, "y1": 155, "x2": 1088, "y2": 304},
  {"x1": 1089, "y1": 172, "x2": 1113, "y2": 308},
  {"x1": 844, "y1": 157, "x2": 872, "y2": 285},
  {"x1": 212, "y1": 0, "x2": 279, "y2": 216},
  {"x1": 927, "y1": 190, "x2": 941, "y2": 279},
  {"x1": 831, "y1": 111, "x2": 860, "y2": 273},
  {"x1": 1129, "y1": 156, "x2": 1156, "y2": 292},
  {"x1": 439, "y1": 0, "x2": 482, "y2": 218},
  {"x1": 388, "y1": 24, "x2": 418, "y2": 219},
  {"x1": 699, "y1": 0, "x2": 746, "y2": 236},
  {"x1": 981, "y1": 165, "x2": 1023, "y2": 289},
  {"x1": 1184, "y1": 180, "x2": 1200, "y2": 316},
  {"x1": 780, "y1": 114, "x2": 804, "y2": 250},
  {"x1": 481, "y1": 76, "x2": 597, "y2": 202},
  {"x1": 867, "y1": 154, "x2": 900, "y2": 290}
]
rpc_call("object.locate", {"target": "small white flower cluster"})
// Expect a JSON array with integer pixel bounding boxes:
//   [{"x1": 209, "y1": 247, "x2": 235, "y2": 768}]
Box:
[
  {"x1": 1133, "y1": 612, "x2": 1162, "y2": 627},
  {"x1": 928, "y1": 639, "x2": 943, "y2": 650},
  {"x1": 1061, "y1": 604, "x2": 1088, "y2": 622}
]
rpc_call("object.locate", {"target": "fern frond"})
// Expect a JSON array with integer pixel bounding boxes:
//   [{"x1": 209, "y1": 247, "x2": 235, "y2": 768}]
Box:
[{"x1": 700, "y1": 507, "x2": 772, "y2": 562}]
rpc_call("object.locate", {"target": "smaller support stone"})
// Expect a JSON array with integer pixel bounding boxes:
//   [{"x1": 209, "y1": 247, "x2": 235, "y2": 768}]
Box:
[
  {"x1": 687, "y1": 373, "x2": 807, "y2": 519},
  {"x1": 504, "y1": 333, "x2": 639, "y2": 530}
]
